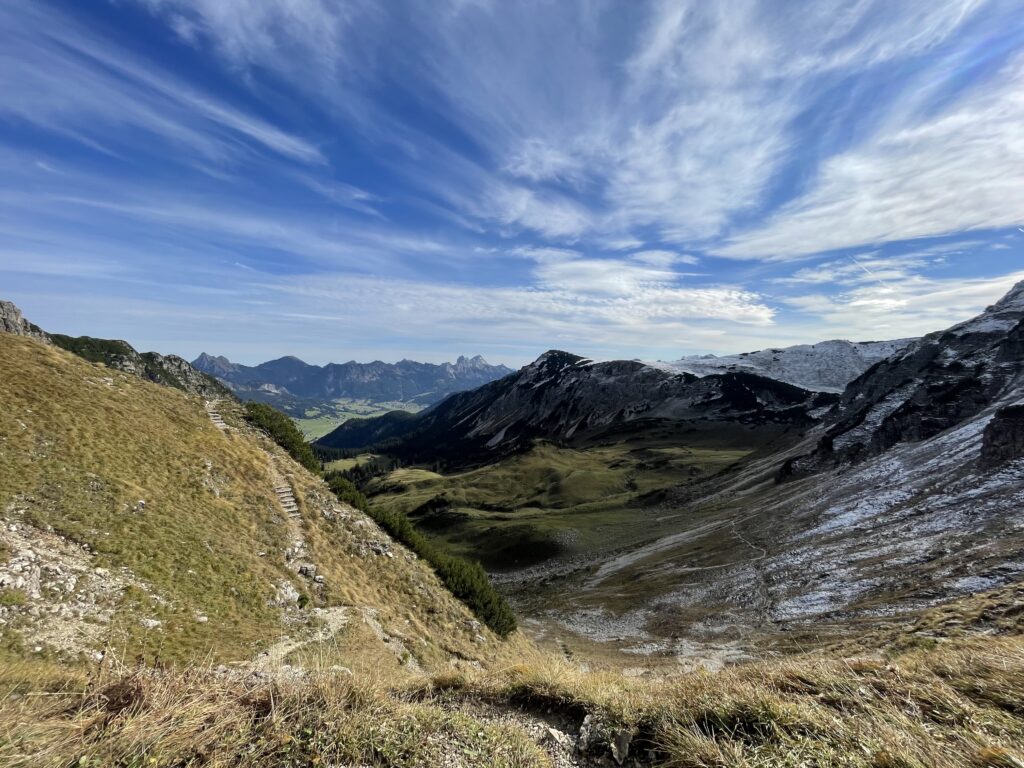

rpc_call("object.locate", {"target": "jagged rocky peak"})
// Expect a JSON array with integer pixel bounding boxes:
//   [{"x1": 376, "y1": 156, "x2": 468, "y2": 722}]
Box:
[
  {"x1": 0, "y1": 300, "x2": 50, "y2": 343},
  {"x1": 193, "y1": 352, "x2": 238, "y2": 376},
  {"x1": 454, "y1": 354, "x2": 492, "y2": 369}
]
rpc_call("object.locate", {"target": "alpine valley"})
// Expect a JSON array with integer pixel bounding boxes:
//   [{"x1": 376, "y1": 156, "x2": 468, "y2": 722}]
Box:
[
  {"x1": 2, "y1": 286, "x2": 1023, "y2": 767},
  {"x1": 317, "y1": 285, "x2": 1024, "y2": 663},
  {"x1": 6, "y1": 4, "x2": 1024, "y2": 765},
  {"x1": 191, "y1": 352, "x2": 513, "y2": 438}
]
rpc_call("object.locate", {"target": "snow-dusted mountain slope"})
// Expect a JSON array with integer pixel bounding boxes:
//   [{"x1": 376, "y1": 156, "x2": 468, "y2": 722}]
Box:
[
  {"x1": 652, "y1": 339, "x2": 914, "y2": 393},
  {"x1": 785, "y1": 279, "x2": 1024, "y2": 475}
]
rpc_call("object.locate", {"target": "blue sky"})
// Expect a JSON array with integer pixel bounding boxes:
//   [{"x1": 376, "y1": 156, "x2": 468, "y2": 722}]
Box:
[{"x1": 2, "y1": 0, "x2": 1023, "y2": 366}]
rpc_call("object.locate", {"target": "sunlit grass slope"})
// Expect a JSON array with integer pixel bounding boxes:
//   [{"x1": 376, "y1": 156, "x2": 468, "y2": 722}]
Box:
[{"x1": 0, "y1": 334, "x2": 495, "y2": 667}]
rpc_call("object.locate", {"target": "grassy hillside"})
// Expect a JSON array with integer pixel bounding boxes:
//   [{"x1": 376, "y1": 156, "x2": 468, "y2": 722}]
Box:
[
  {"x1": 364, "y1": 438, "x2": 752, "y2": 570},
  {"x1": 0, "y1": 334, "x2": 496, "y2": 669}
]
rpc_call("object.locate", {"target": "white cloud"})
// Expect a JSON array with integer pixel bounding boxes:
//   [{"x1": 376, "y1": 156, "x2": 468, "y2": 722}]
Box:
[
  {"x1": 630, "y1": 250, "x2": 699, "y2": 268},
  {"x1": 490, "y1": 186, "x2": 593, "y2": 240},
  {"x1": 773, "y1": 240, "x2": 985, "y2": 286},
  {"x1": 258, "y1": 271, "x2": 777, "y2": 356},
  {"x1": 503, "y1": 139, "x2": 585, "y2": 185},
  {"x1": 510, "y1": 247, "x2": 706, "y2": 297},
  {"x1": 721, "y1": 53, "x2": 1024, "y2": 260},
  {"x1": 139, "y1": 0, "x2": 374, "y2": 81},
  {"x1": 783, "y1": 270, "x2": 1024, "y2": 340}
]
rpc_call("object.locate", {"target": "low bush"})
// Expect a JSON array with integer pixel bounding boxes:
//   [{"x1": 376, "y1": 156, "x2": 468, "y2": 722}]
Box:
[
  {"x1": 324, "y1": 470, "x2": 517, "y2": 638},
  {"x1": 243, "y1": 402, "x2": 320, "y2": 473}
]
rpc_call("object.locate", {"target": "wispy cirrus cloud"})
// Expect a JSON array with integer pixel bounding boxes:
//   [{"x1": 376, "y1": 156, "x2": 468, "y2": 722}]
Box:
[
  {"x1": 0, "y1": 3, "x2": 323, "y2": 165},
  {"x1": 131, "y1": 0, "x2": 999, "y2": 250},
  {"x1": 2, "y1": 0, "x2": 1023, "y2": 364},
  {"x1": 721, "y1": 51, "x2": 1024, "y2": 260}
]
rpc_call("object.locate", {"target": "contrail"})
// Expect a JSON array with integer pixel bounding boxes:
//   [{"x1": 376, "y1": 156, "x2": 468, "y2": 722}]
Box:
[{"x1": 850, "y1": 255, "x2": 875, "y2": 277}]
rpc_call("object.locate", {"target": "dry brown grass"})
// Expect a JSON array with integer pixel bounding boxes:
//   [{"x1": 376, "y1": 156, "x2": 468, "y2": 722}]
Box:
[
  {"x1": 3, "y1": 633, "x2": 1021, "y2": 767},
  {"x1": 424, "y1": 635, "x2": 1024, "y2": 767},
  {"x1": 0, "y1": 657, "x2": 546, "y2": 768}
]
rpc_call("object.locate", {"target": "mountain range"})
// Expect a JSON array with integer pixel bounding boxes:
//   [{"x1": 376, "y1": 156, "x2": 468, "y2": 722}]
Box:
[
  {"x1": 314, "y1": 336, "x2": 916, "y2": 466},
  {"x1": 192, "y1": 352, "x2": 513, "y2": 407},
  {"x1": 316, "y1": 350, "x2": 838, "y2": 465},
  {"x1": 651, "y1": 338, "x2": 914, "y2": 393}
]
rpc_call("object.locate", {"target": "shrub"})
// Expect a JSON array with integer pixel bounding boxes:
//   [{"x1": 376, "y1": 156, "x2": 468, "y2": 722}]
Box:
[
  {"x1": 324, "y1": 471, "x2": 370, "y2": 512},
  {"x1": 323, "y1": 471, "x2": 517, "y2": 638},
  {"x1": 242, "y1": 402, "x2": 320, "y2": 473}
]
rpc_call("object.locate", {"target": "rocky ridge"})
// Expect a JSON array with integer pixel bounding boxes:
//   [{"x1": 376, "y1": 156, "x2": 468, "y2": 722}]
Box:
[
  {"x1": 0, "y1": 300, "x2": 49, "y2": 342},
  {"x1": 527, "y1": 282, "x2": 1024, "y2": 652},
  {"x1": 317, "y1": 349, "x2": 835, "y2": 465},
  {"x1": 1, "y1": 299, "x2": 225, "y2": 399}
]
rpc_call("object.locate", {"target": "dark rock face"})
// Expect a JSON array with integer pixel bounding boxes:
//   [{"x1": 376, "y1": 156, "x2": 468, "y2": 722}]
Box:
[
  {"x1": 318, "y1": 349, "x2": 836, "y2": 465},
  {"x1": 981, "y1": 405, "x2": 1024, "y2": 467},
  {"x1": 192, "y1": 352, "x2": 513, "y2": 406},
  {"x1": 782, "y1": 281, "x2": 1024, "y2": 479}
]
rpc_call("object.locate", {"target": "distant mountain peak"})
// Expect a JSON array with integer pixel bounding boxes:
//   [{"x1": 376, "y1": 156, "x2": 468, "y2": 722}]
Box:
[
  {"x1": 195, "y1": 350, "x2": 514, "y2": 406},
  {"x1": 534, "y1": 350, "x2": 588, "y2": 366},
  {"x1": 454, "y1": 353, "x2": 499, "y2": 370},
  {"x1": 195, "y1": 352, "x2": 232, "y2": 365}
]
